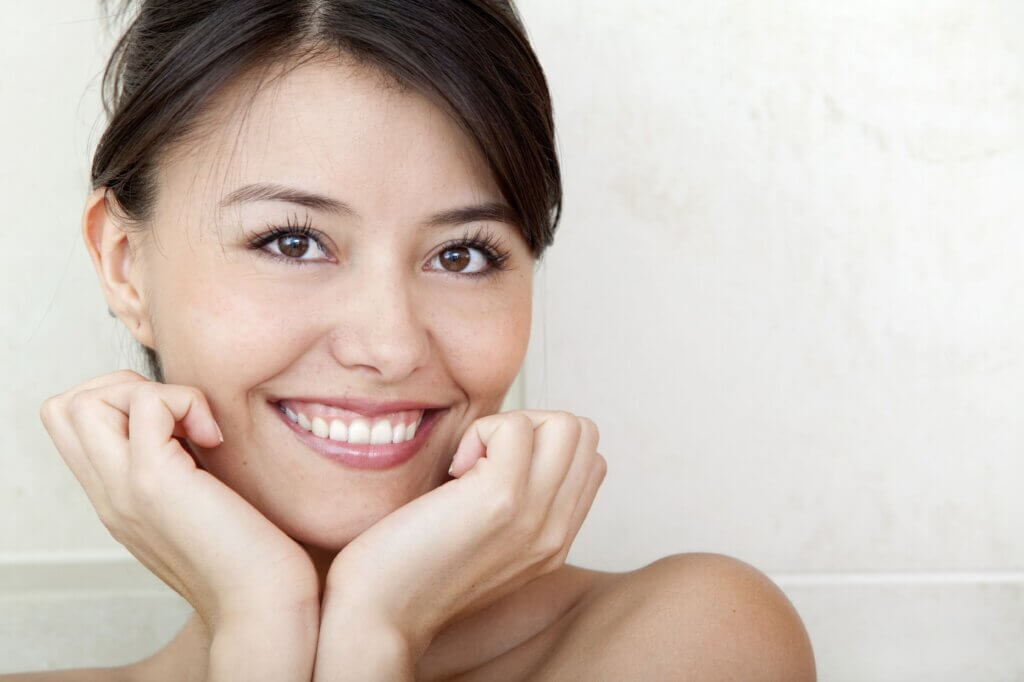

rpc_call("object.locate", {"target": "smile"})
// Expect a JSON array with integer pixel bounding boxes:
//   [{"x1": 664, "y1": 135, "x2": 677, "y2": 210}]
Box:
[
  {"x1": 278, "y1": 399, "x2": 424, "y2": 445},
  {"x1": 271, "y1": 399, "x2": 445, "y2": 470}
]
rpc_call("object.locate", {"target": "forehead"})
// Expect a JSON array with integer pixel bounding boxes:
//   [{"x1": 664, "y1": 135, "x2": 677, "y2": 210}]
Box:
[{"x1": 155, "y1": 56, "x2": 502, "y2": 225}]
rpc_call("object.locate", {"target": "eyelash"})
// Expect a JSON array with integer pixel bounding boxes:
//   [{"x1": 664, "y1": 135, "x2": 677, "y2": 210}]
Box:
[{"x1": 245, "y1": 212, "x2": 513, "y2": 278}]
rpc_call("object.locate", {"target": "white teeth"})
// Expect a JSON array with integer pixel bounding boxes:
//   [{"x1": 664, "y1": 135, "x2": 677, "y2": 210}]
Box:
[
  {"x1": 311, "y1": 417, "x2": 329, "y2": 438},
  {"x1": 329, "y1": 419, "x2": 348, "y2": 442},
  {"x1": 370, "y1": 419, "x2": 393, "y2": 445},
  {"x1": 287, "y1": 407, "x2": 428, "y2": 445},
  {"x1": 391, "y1": 422, "x2": 406, "y2": 444},
  {"x1": 347, "y1": 418, "x2": 371, "y2": 444}
]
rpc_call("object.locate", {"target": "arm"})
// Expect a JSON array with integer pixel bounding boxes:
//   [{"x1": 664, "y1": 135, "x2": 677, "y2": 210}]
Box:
[
  {"x1": 310, "y1": 411, "x2": 607, "y2": 682},
  {"x1": 310, "y1": 605, "x2": 417, "y2": 682},
  {"x1": 36, "y1": 373, "x2": 323, "y2": 682},
  {"x1": 205, "y1": 604, "x2": 321, "y2": 682}
]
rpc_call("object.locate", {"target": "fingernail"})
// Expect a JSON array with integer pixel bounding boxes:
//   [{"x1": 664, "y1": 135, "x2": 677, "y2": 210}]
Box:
[
  {"x1": 448, "y1": 458, "x2": 456, "y2": 477},
  {"x1": 215, "y1": 423, "x2": 224, "y2": 444}
]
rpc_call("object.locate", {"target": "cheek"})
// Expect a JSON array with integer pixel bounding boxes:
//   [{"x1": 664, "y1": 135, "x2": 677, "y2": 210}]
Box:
[
  {"x1": 426, "y1": 278, "x2": 532, "y2": 402},
  {"x1": 153, "y1": 271, "x2": 308, "y2": 389}
]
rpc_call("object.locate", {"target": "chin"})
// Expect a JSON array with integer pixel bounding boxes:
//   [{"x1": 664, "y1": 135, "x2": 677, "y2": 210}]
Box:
[{"x1": 263, "y1": 495, "x2": 404, "y2": 552}]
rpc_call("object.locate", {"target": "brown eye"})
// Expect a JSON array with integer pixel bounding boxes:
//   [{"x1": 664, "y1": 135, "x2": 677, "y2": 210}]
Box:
[
  {"x1": 278, "y1": 234, "x2": 310, "y2": 258},
  {"x1": 440, "y1": 246, "x2": 472, "y2": 272}
]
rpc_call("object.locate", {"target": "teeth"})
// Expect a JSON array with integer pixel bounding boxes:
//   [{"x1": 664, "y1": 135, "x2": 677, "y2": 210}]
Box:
[
  {"x1": 284, "y1": 404, "x2": 428, "y2": 445},
  {"x1": 329, "y1": 419, "x2": 348, "y2": 442},
  {"x1": 370, "y1": 419, "x2": 393, "y2": 445},
  {"x1": 391, "y1": 422, "x2": 406, "y2": 444},
  {"x1": 407, "y1": 413, "x2": 422, "y2": 441},
  {"x1": 347, "y1": 418, "x2": 371, "y2": 444},
  {"x1": 311, "y1": 417, "x2": 330, "y2": 438}
]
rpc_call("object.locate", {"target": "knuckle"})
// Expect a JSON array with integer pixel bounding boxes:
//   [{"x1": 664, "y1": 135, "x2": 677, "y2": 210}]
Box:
[
  {"x1": 532, "y1": 532, "x2": 564, "y2": 562},
  {"x1": 553, "y1": 411, "x2": 582, "y2": 441},
  {"x1": 94, "y1": 501, "x2": 126, "y2": 539},
  {"x1": 505, "y1": 411, "x2": 533, "y2": 433},
  {"x1": 187, "y1": 386, "x2": 211, "y2": 410},
  {"x1": 38, "y1": 396, "x2": 57, "y2": 426},
  {"x1": 486, "y1": 487, "x2": 518, "y2": 525},
  {"x1": 545, "y1": 543, "x2": 571, "y2": 571},
  {"x1": 129, "y1": 383, "x2": 162, "y2": 407},
  {"x1": 66, "y1": 390, "x2": 93, "y2": 418},
  {"x1": 579, "y1": 417, "x2": 599, "y2": 447}
]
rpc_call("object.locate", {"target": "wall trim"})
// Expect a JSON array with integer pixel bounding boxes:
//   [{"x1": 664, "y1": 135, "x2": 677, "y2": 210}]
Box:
[{"x1": 4, "y1": 553, "x2": 1024, "y2": 594}]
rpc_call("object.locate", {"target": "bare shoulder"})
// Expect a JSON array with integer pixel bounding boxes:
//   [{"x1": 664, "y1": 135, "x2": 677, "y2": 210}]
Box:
[{"x1": 532, "y1": 553, "x2": 816, "y2": 682}]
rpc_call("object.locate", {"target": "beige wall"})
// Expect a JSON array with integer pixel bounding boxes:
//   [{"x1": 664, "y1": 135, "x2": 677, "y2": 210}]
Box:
[{"x1": 4, "y1": 0, "x2": 1023, "y2": 678}]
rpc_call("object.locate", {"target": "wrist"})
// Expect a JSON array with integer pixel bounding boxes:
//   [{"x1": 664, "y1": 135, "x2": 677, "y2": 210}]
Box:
[
  {"x1": 313, "y1": 598, "x2": 421, "y2": 682},
  {"x1": 206, "y1": 602, "x2": 320, "y2": 682}
]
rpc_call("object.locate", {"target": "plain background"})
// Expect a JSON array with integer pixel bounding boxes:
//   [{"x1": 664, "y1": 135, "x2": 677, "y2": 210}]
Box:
[{"x1": 3, "y1": 1, "x2": 1023, "y2": 679}]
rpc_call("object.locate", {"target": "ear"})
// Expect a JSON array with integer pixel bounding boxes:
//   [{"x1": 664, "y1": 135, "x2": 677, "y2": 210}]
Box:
[{"x1": 81, "y1": 187, "x2": 156, "y2": 349}]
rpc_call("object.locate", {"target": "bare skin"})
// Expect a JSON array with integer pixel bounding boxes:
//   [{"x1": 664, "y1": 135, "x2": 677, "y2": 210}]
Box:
[
  {"x1": 8, "y1": 54, "x2": 815, "y2": 681},
  {"x1": 6, "y1": 557, "x2": 813, "y2": 681}
]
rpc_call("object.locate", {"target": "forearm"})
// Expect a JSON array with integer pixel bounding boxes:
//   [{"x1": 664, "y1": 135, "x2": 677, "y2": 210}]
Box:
[
  {"x1": 206, "y1": 606, "x2": 320, "y2": 682},
  {"x1": 311, "y1": 606, "x2": 419, "y2": 682}
]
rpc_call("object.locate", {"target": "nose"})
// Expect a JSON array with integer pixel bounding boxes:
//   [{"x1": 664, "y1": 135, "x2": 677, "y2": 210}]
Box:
[{"x1": 326, "y1": 261, "x2": 432, "y2": 383}]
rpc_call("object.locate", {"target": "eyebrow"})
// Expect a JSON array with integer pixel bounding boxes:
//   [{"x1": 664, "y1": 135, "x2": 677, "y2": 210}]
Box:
[{"x1": 219, "y1": 182, "x2": 518, "y2": 228}]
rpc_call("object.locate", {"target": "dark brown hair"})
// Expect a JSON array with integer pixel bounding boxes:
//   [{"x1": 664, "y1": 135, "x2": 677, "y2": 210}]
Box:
[{"x1": 93, "y1": 0, "x2": 562, "y2": 382}]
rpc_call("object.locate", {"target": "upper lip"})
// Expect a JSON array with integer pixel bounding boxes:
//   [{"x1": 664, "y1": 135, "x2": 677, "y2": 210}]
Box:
[{"x1": 270, "y1": 395, "x2": 446, "y2": 418}]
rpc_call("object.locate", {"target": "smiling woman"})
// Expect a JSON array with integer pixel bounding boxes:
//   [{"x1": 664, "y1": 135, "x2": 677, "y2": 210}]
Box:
[{"x1": 9, "y1": 1, "x2": 814, "y2": 681}]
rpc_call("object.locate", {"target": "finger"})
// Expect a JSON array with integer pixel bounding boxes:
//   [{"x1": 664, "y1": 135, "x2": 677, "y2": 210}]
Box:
[
  {"x1": 545, "y1": 428, "x2": 602, "y2": 539},
  {"x1": 448, "y1": 412, "x2": 537, "y2": 493},
  {"x1": 39, "y1": 399, "x2": 110, "y2": 512},
  {"x1": 528, "y1": 415, "x2": 595, "y2": 509},
  {"x1": 103, "y1": 382, "x2": 222, "y2": 449},
  {"x1": 68, "y1": 390, "x2": 132, "y2": 482},
  {"x1": 553, "y1": 452, "x2": 607, "y2": 556},
  {"x1": 127, "y1": 388, "x2": 194, "y2": 481},
  {"x1": 46, "y1": 372, "x2": 151, "y2": 497},
  {"x1": 449, "y1": 410, "x2": 575, "y2": 477},
  {"x1": 44, "y1": 370, "x2": 149, "y2": 409}
]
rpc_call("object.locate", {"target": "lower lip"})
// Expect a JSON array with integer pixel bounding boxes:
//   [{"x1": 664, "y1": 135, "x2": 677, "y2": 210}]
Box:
[{"x1": 272, "y1": 402, "x2": 444, "y2": 470}]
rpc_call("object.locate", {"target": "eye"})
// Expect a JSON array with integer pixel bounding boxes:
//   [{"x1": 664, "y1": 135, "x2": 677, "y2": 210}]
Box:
[
  {"x1": 246, "y1": 215, "x2": 333, "y2": 266},
  {"x1": 263, "y1": 231, "x2": 330, "y2": 262},
  {"x1": 432, "y1": 245, "x2": 491, "y2": 274},
  {"x1": 426, "y1": 227, "x2": 512, "y2": 278}
]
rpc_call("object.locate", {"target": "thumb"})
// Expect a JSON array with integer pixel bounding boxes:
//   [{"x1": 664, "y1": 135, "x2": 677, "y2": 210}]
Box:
[
  {"x1": 448, "y1": 410, "x2": 551, "y2": 478},
  {"x1": 448, "y1": 419, "x2": 487, "y2": 478},
  {"x1": 448, "y1": 412, "x2": 519, "y2": 478}
]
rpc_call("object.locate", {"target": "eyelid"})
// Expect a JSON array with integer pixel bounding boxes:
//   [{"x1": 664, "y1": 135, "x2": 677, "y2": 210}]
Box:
[
  {"x1": 428, "y1": 243, "x2": 490, "y2": 275},
  {"x1": 245, "y1": 213, "x2": 335, "y2": 266},
  {"x1": 265, "y1": 230, "x2": 331, "y2": 262},
  {"x1": 247, "y1": 217, "x2": 512, "y2": 275}
]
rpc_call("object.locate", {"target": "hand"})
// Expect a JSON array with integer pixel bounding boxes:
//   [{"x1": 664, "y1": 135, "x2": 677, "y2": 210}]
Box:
[
  {"x1": 38, "y1": 370, "x2": 320, "y2": 629},
  {"x1": 316, "y1": 410, "x2": 607, "y2": 671}
]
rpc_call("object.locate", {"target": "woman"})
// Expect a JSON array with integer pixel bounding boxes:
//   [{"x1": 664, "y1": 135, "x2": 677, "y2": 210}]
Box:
[{"x1": 12, "y1": 0, "x2": 815, "y2": 679}]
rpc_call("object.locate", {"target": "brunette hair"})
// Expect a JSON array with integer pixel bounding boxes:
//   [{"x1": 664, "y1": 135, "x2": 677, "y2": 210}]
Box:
[{"x1": 92, "y1": 0, "x2": 562, "y2": 382}]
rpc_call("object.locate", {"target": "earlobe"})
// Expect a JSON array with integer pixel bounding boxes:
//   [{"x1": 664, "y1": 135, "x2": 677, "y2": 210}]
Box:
[{"x1": 81, "y1": 187, "x2": 156, "y2": 348}]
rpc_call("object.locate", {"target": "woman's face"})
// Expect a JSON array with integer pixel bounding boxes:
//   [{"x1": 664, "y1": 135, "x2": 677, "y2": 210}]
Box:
[{"x1": 121, "y1": 58, "x2": 534, "y2": 550}]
